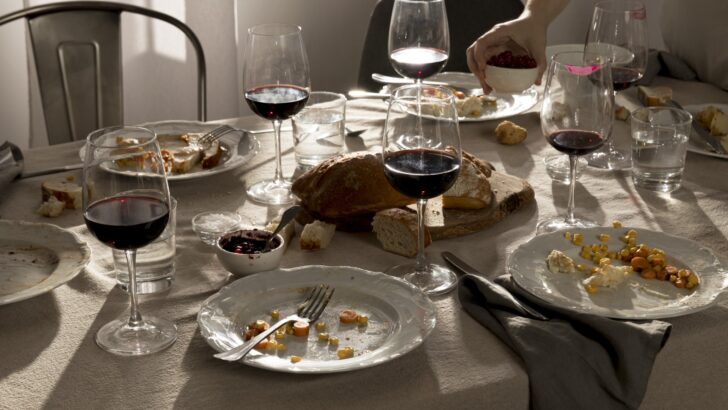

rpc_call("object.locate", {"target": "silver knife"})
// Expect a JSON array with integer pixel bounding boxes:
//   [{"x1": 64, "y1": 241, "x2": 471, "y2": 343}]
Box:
[
  {"x1": 442, "y1": 251, "x2": 548, "y2": 320},
  {"x1": 665, "y1": 100, "x2": 727, "y2": 154}
]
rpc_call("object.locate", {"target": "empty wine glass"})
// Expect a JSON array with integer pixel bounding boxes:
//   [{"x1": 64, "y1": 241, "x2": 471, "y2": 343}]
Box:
[
  {"x1": 244, "y1": 24, "x2": 310, "y2": 205},
  {"x1": 83, "y1": 126, "x2": 176, "y2": 355},
  {"x1": 388, "y1": 0, "x2": 449, "y2": 83},
  {"x1": 538, "y1": 51, "x2": 613, "y2": 233},
  {"x1": 382, "y1": 84, "x2": 461, "y2": 295},
  {"x1": 585, "y1": 0, "x2": 648, "y2": 170}
]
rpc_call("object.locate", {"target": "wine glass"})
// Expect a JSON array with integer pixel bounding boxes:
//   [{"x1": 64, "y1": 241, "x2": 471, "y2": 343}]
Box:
[
  {"x1": 585, "y1": 0, "x2": 648, "y2": 170},
  {"x1": 244, "y1": 24, "x2": 310, "y2": 205},
  {"x1": 538, "y1": 51, "x2": 613, "y2": 233},
  {"x1": 83, "y1": 126, "x2": 176, "y2": 355},
  {"x1": 382, "y1": 84, "x2": 461, "y2": 295},
  {"x1": 388, "y1": 0, "x2": 449, "y2": 83}
]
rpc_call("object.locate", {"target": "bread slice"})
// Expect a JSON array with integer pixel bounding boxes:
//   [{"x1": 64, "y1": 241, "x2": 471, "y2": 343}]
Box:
[
  {"x1": 372, "y1": 208, "x2": 431, "y2": 257},
  {"x1": 637, "y1": 85, "x2": 672, "y2": 107},
  {"x1": 300, "y1": 220, "x2": 336, "y2": 250},
  {"x1": 41, "y1": 179, "x2": 82, "y2": 209},
  {"x1": 443, "y1": 150, "x2": 493, "y2": 209}
]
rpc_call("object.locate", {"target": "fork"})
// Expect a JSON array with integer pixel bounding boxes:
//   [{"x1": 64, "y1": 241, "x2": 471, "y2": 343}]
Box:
[
  {"x1": 213, "y1": 284, "x2": 335, "y2": 362},
  {"x1": 198, "y1": 124, "x2": 236, "y2": 148}
]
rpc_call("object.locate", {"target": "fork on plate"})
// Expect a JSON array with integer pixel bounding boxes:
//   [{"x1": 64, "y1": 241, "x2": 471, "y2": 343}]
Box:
[
  {"x1": 198, "y1": 124, "x2": 236, "y2": 148},
  {"x1": 213, "y1": 284, "x2": 335, "y2": 362}
]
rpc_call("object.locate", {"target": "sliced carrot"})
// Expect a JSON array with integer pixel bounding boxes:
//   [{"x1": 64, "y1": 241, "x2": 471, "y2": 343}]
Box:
[
  {"x1": 292, "y1": 321, "x2": 310, "y2": 337},
  {"x1": 339, "y1": 309, "x2": 359, "y2": 324}
]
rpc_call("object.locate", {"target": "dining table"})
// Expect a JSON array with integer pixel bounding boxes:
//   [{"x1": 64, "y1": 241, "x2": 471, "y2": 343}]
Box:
[{"x1": 1, "y1": 75, "x2": 727, "y2": 410}]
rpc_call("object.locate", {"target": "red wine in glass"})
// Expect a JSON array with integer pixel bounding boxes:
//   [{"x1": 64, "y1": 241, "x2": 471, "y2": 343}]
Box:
[
  {"x1": 244, "y1": 85, "x2": 309, "y2": 120},
  {"x1": 384, "y1": 148, "x2": 459, "y2": 198},
  {"x1": 84, "y1": 195, "x2": 169, "y2": 250},
  {"x1": 390, "y1": 47, "x2": 449, "y2": 80},
  {"x1": 546, "y1": 130, "x2": 606, "y2": 156},
  {"x1": 611, "y1": 67, "x2": 643, "y2": 91}
]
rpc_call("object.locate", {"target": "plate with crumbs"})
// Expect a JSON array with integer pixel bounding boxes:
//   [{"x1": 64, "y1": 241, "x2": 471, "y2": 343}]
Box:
[
  {"x1": 507, "y1": 227, "x2": 728, "y2": 319},
  {"x1": 0, "y1": 220, "x2": 90, "y2": 305},
  {"x1": 197, "y1": 265, "x2": 436, "y2": 373}
]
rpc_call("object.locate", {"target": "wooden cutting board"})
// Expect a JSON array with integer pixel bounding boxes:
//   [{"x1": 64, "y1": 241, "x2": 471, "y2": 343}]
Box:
[{"x1": 409, "y1": 170, "x2": 534, "y2": 240}]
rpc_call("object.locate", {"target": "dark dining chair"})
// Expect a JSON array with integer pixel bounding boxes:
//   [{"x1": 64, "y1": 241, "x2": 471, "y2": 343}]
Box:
[
  {"x1": 357, "y1": 0, "x2": 524, "y2": 91},
  {"x1": 0, "y1": 1, "x2": 206, "y2": 145}
]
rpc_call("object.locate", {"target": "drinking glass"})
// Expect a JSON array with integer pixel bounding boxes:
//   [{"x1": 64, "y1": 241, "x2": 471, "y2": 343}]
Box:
[
  {"x1": 388, "y1": 0, "x2": 449, "y2": 83},
  {"x1": 585, "y1": 0, "x2": 648, "y2": 170},
  {"x1": 382, "y1": 84, "x2": 461, "y2": 295},
  {"x1": 538, "y1": 51, "x2": 613, "y2": 233},
  {"x1": 244, "y1": 24, "x2": 310, "y2": 204},
  {"x1": 83, "y1": 126, "x2": 176, "y2": 355}
]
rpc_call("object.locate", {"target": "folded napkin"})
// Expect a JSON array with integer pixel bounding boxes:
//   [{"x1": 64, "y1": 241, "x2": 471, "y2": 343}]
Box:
[
  {"x1": 458, "y1": 274, "x2": 671, "y2": 410},
  {"x1": 0, "y1": 141, "x2": 23, "y2": 197},
  {"x1": 639, "y1": 49, "x2": 697, "y2": 86}
]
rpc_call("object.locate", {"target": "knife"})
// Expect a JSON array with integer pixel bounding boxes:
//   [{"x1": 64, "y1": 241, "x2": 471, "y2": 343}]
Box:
[
  {"x1": 665, "y1": 100, "x2": 727, "y2": 155},
  {"x1": 442, "y1": 251, "x2": 548, "y2": 320}
]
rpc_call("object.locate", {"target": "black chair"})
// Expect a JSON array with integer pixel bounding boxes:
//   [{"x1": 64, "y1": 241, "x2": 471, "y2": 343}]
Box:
[
  {"x1": 0, "y1": 1, "x2": 206, "y2": 145},
  {"x1": 357, "y1": 0, "x2": 524, "y2": 90}
]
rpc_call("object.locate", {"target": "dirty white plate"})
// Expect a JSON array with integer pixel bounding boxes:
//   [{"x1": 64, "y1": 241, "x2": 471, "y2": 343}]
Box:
[
  {"x1": 197, "y1": 265, "x2": 436, "y2": 373},
  {"x1": 429, "y1": 72, "x2": 539, "y2": 122},
  {"x1": 683, "y1": 104, "x2": 728, "y2": 160},
  {"x1": 507, "y1": 227, "x2": 728, "y2": 319},
  {"x1": 0, "y1": 220, "x2": 90, "y2": 305},
  {"x1": 79, "y1": 121, "x2": 259, "y2": 181}
]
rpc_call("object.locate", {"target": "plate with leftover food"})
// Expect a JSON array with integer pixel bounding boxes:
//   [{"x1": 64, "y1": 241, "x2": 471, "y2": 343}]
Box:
[
  {"x1": 197, "y1": 265, "x2": 436, "y2": 373},
  {"x1": 0, "y1": 220, "x2": 90, "y2": 305},
  {"x1": 79, "y1": 121, "x2": 259, "y2": 181},
  {"x1": 507, "y1": 226, "x2": 728, "y2": 319},
  {"x1": 683, "y1": 104, "x2": 728, "y2": 159},
  {"x1": 429, "y1": 72, "x2": 539, "y2": 122}
]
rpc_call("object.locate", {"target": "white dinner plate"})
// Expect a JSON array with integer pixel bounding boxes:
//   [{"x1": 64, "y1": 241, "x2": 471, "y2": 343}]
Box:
[
  {"x1": 0, "y1": 220, "x2": 90, "y2": 305},
  {"x1": 507, "y1": 227, "x2": 728, "y2": 319},
  {"x1": 197, "y1": 265, "x2": 437, "y2": 373},
  {"x1": 429, "y1": 72, "x2": 539, "y2": 122},
  {"x1": 79, "y1": 121, "x2": 259, "y2": 181},
  {"x1": 682, "y1": 104, "x2": 728, "y2": 160}
]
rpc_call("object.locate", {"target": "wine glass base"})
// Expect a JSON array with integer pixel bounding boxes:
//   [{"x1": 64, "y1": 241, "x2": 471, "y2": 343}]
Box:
[
  {"x1": 537, "y1": 217, "x2": 599, "y2": 234},
  {"x1": 586, "y1": 148, "x2": 631, "y2": 170},
  {"x1": 246, "y1": 179, "x2": 294, "y2": 205},
  {"x1": 96, "y1": 315, "x2": 177, "y2": 356},
  {"x1": 387, "y1": 263, "x2": 458, "y2": 296},
  {"x1": 543, "y1": 154, "x2": 587, "y2": 184}
]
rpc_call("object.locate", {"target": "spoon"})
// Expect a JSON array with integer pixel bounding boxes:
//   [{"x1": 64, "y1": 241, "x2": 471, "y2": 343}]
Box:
[{"x1": 264, "y1": 205, "x2": 301, "y2": 251}]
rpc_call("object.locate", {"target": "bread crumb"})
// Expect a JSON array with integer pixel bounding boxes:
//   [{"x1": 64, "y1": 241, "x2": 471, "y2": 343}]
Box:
[
  {"x1": 495, "y1": 120, "x2": 527, "y2": 145},
  {"x1": 615, "y1": 105, "x2": 629, "y2": 121},
  {"x1": 637, "y1": 85, "x2": 672, "y2": 107},
  {"x1": 36, "y1": 196, "x2": 65, "y2": 217},
  {"x1": 300, "y1": 220, "x2": 336, "y2": 250}
]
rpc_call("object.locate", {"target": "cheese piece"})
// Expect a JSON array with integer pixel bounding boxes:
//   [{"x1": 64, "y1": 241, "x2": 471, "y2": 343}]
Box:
[
  {"x1": 546, "y1": 250, "x2": 576, "y2": 274},
  {"x1": 582, "y1": 264, "x2": 631, "y2": 289}
]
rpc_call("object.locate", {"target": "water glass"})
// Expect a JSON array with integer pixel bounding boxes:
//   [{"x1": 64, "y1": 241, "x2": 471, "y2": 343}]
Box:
[
  {"x1": 631, "y1": 106, "x2": 691, "y2": 193},
  {"x1": 292, "y1": 91, "x2": 346, "y2": 167},
  {"x1": 113, "y1": 197, "x2": 177, "y2": 294}
]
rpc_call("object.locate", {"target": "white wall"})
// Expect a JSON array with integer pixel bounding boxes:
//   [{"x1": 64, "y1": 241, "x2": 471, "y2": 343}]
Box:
[{"x1": 1, "y1": 0, "x2": 667, "y2": 150}]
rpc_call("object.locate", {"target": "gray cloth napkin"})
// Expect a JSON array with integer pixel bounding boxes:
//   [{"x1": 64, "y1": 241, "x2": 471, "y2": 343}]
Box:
[
  {"x1": 639, "y1": 49, "x2": 697, "y2": 86},
  {"x1": 458, "y1": 273, "x2": 671, "y2": 410},
  {"x1": 0, "y1": 142, "x2": 23, "y2": 197}
]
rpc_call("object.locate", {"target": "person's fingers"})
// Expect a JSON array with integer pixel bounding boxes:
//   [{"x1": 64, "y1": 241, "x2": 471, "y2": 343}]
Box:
[{"x1": 468, "y1": 42, "x2": 491, "y2": 94}]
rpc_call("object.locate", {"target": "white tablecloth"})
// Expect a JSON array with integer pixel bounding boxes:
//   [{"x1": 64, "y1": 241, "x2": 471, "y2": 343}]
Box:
[{"x1": 1, "y1": 77, "x2": 727, "y2": 409}]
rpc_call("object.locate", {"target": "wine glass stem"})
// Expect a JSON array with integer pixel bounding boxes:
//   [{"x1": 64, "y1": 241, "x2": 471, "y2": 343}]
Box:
[
  {"x1": 566, "y1": 155, "x2": 578, "y2": 224},
  {"x1": 272, "y1": 119, "x2": 284, "y2": 184},
  {"x1": 415, "y1": 198, "x2": 427, "y2": 273},
  {"x1": 604, "y1": 90, "x2": 618, "y2": 153},
  {"x1": 125, "y1": 249, "x2": 142, "y2": 326}
]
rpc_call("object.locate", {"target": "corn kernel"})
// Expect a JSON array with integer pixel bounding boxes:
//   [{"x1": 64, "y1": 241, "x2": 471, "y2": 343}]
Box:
[
  {"x1": 318, "y1": 332, "x2": 330, "y2": 342},
  {"x1": 573, "y1": 233, "x2": 584, "y2": 246},
  {"x1": 329, "y1": 336, "x2": 340, "y2": 346},
  {"x1": 626, "y1": 229, "x2": 637, "y2": 238},
  {"x1": 337, "y1": 347, "x2": 354, "y2": 360},
  {"x1": 356, "y1": 315, "x2": 369, "y2": 326},
  {"x1": 576, "y1": 264, "x2": 586, "y2": 272},
  {"x1": 585, "y1": 284, "x2": 599, "y2": 294},
  {"x1": 270, "y1": 309, "x2": 280, "y2": 321},
  {"x1": 590, "y1": 267, "x2": 600, "y2": 274},
  {"x1": 315, "y1": 321, "x2": 327, "y2": 332},
  {"x1": 612, "y1": 220, "x2": 622, "y2": 228},
  {"x1": 275, "y1": 330, "x2": 286, "y2": 340},
  {"x1": 598, "y1": 233, "x2": 610, "y2": 242},
  {"x1": 564, "y1": 231, "x2": 572, "y2": 241},
  {"x1": 266, "y1": 339, "x2": 278, "y2": 350},
  {"x1": 620, "y1": 235, "x2": 630, "y2": 243},
  {"x1": 620, "y1": 248, "x2": 630, "y2": 257},
  {"x1": 290, "y1": 355, "x2": 302, "y2": 363},
  {"x1": 628, "y1": 238, "x2": 637, "y2": 246},
  {"x1": 277, "y1": 343, "x2": 286, "y2": 352},
  {"x1": 600, "y1": 244, "x2": 609, "y2": 252},
  {"x1": 607, "y1": 252, "x2": 617, "y2": 260}
]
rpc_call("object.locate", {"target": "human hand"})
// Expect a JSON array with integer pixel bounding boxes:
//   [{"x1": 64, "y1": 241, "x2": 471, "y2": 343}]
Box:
[{"x1": 466, "y1": 16, "x2": 548, "y2": 94}]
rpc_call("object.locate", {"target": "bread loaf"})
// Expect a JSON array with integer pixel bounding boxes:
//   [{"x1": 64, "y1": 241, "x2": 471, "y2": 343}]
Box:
[
  {"x1": 41, "y1": 179, "x2": 82, "y2": 209},
  {"x1": 292, "y1": 151, "x2": 413, "y2": 219},
  {"x1": 300, "y1": 220, "x2": 336, "y2": 250},
  {"x1": 443, "y1": 150, "x2": 493, "y2": 209},
  {"x1": 637, "y1": 85, "x2": 672, "y2": 107},
  {"x1": 372, "y1": 208, "x2": 431, "y2": 257}
]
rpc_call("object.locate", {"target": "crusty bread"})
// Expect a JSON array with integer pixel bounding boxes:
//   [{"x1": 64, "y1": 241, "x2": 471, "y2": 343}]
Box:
[
  {"x1": 637, "y1": 85, "x2": 672, "y2": 107},
  {"x1": 201, "y1": 140, "x2": 223, "y2": 169},
  {"x1": 495, "y1": 120, "x2": 527, "y2": 145},
  {"x1": 36, "y1": 196, "x2": 65, "y2": 217},
  {"x1": 615, "y1": 105, "x2": 630, "y2": 121},
  {"x1": 292, "y1": 151, "x2": 414, "y2": 219},
  {"x1": 372, "y1": 208, "x2": 431, "y2": 257},
  {"x1": 300, "y1": 220, "x2": 336, "y2": 250},
  {"x1": 443, "y1": 150, "x2": 493, "y2": 209},
  {"x1": 42, "y1": 179, "x2": 82, "y2": 209}
]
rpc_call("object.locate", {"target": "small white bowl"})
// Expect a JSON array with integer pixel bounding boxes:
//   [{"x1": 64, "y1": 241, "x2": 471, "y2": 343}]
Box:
[
  {"x1": 485, "y1": 64, "x2": 538, "y2": 94},
  {"x1": 215, "y1": 229, "x2": 284, "y2": 277}
]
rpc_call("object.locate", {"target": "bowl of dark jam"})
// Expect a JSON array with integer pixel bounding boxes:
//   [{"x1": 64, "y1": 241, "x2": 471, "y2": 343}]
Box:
[{"x1": 216, "y1": 229, "x2": 284, "y2": 276}]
